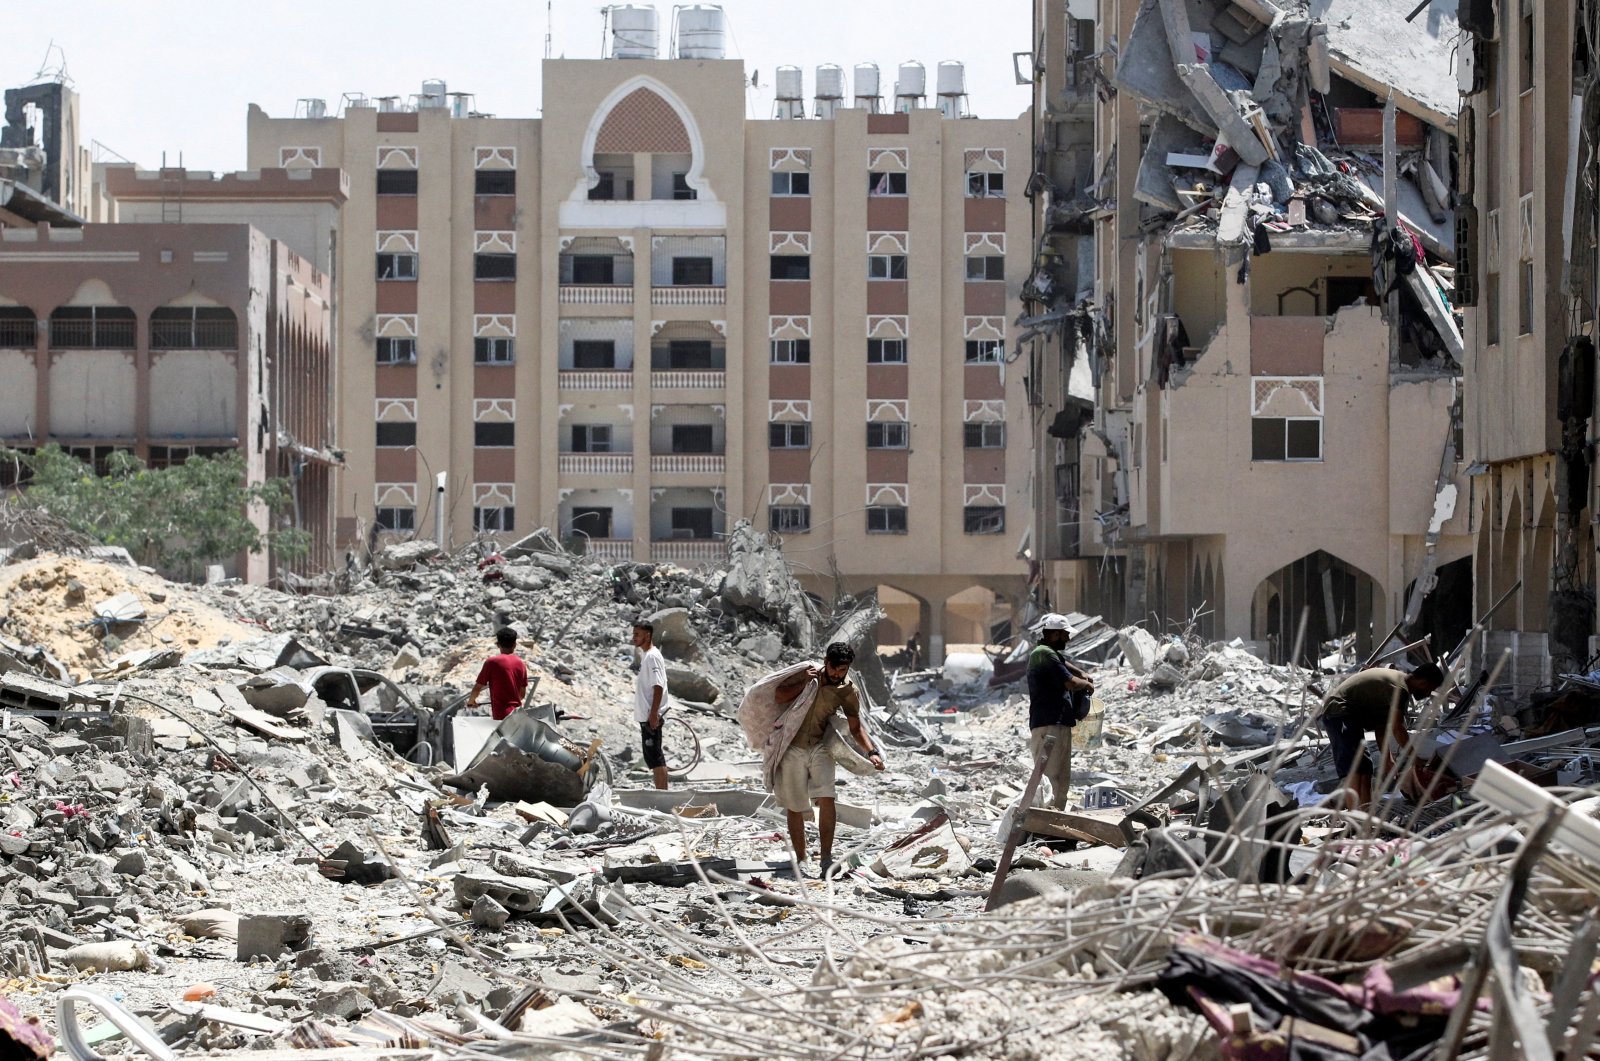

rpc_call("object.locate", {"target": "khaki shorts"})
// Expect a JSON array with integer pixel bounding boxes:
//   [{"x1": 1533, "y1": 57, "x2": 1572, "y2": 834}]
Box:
[{"x1": 774, "y1": 742, "x2": 835, "y2": 812}]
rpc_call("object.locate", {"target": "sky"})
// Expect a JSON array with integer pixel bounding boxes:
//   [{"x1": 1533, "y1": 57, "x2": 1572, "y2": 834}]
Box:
[{"x1": 12, "y1": 1, "x2": 1035, "y2": 172}]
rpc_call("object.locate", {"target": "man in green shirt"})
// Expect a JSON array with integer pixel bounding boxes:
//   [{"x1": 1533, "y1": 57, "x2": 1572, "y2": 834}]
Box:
[
  {"x1": 1321, "y1": 663, "x2": 1443, "y2": 810},
  {"x1": 1026, "y1": 614, "x2": 1095, "y2": 809}
]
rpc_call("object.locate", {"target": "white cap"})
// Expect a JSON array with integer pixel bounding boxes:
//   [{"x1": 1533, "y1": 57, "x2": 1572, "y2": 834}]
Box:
[{"x1": 1036, "y1": 613, "x2": 1073, "y2": 633}]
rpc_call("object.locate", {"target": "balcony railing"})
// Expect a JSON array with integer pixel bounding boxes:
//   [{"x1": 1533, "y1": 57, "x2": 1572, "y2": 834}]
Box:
[
  {"x1": 651, "y1": 370, "x2": 725, "y2": 390},
  {"x1": 650, "y1": 454, "x2": 725, "y2": 474},
  {"x1": 0, "y1": 319, "x2": 36, "y2": 347},
  {"x1": 651, "y1": 286, "x2": 726, "y2": 306},
  {"x1": 150, "y1": 320, "x2": 239, "y2": 350},
  {"x1": 558, "y1": 370, "x2": 633, "y2": 391},
  {"x1": 558, "y1": 285, "x2": 633, "y2": 305},
  {"x1": 558, "y1": 453, "x2": 633, "y2": 475},
  {"x1": 651, "y1": 539, "x2": 727, "y2": 565},
  {"x1": 583, "y1": 538, "x2": 635, "y2": 561},
  {"x1": 49, "y1": 320, "x2": 137, "y2": 349}
]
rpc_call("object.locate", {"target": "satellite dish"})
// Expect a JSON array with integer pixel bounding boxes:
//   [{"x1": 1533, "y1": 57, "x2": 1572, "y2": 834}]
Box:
[{"x1": 751, "y1": 69, "x2": 759, "y2": 88}]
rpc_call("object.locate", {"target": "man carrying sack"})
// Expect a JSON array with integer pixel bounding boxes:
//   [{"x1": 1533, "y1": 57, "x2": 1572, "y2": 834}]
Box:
[{"x1": 1026, "y1": 614, "x2": 1094, "y2": 809}]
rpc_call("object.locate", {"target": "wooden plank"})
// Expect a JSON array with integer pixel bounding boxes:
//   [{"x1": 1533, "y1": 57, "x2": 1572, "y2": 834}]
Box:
[
  {"x1": 1019, "y1": 807, "x2": 1128, "y2": 848},
  {"x1": 223, "y1": 705, "x2": 308, "y2": 743},
  {"x1": 984, "y1": 735, "x2": 1055, "y2": 911}
]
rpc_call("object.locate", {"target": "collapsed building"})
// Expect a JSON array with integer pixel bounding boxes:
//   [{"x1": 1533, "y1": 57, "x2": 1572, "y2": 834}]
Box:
[{"x1": 1025, "y1": 0, "x2": 1473, "y2": 666}]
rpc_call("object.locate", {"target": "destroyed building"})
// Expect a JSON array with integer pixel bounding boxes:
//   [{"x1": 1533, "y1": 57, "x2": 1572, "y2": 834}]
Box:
[
  {"x1": 0, "y1": 78, "x2": 90, "y2": 227},
  {"x1": 1025, "y1": 0, "x2": 1473, "y2": 664},
  {"x1": 1457, "y1": 0, "x2": 1600, "y2": 693}
]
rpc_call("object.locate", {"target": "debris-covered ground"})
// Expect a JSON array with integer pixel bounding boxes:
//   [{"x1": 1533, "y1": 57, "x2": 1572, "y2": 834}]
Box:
[{"x1": 3, "y1": 522, "x2": 1600, "y2": 1060}]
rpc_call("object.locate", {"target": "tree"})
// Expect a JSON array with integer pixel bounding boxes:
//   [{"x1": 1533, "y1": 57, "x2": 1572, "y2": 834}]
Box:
[{"x1": 0, "y1": 444, "x2": 309, "y2": 581}]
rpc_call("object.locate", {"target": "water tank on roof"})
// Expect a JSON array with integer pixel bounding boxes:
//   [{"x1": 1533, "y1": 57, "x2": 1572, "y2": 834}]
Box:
[
  {"x1": 936, "y1": 60, "x2": 967, "y2": 118},
  {"x1": 814, "y1": 64, "x2": 844, "y2": 119},
  {"x1": 894, "y1": 61, "x2": 925, "y2": 113},
  {"x1": 853, "y1": 63, "x2": 881, "y2": 112},
  {"x1": 676, "y1": 5, "x2": 726, "y2": 59},
  {"x1": 304, "y1": 98, "x2": 327, "y2": 119},
  {"x1": 610, "y1": 5, "x2": 659, "y2": 59},
  {"x1": 419, "y1": 79, "x2": 447, "y2": 107},
  {"x1": 774, "y1": 65, "x2": 804, "y2": 120}
]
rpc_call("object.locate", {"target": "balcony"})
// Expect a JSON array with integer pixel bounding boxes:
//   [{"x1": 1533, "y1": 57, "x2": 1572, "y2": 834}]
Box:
[
  {"x1": 650, "y1": 454, "x2": 725, "y2": 474},
  {"x1": 558, "y1": 370, "x2": 633, "y2": 391},
  {"x1": 558, "y1": 453, "x2": 633, "y2": 475},
  {"x1": 651, "y1": 539, "x2": 727, "y2": 565},
  {"x1": 585, "y1": 538, "x2": 635, "y2": 561},
  {"x1": 558, "y1": 285, "x2": 633, "y2": 305},
  {"x1": 651, "y1": 370, "x2": 725, "y2": 390},
  {"x1": 48, "y1": 315, "x2": 136, "y2": 349},
  {"x1": 651, "y1": 286, "x2": 726, "y2": 306}
]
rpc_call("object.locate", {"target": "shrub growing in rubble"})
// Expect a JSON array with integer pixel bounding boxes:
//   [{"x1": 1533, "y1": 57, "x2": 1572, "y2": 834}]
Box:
[{"x1": 0, "y1": 444, "x2": 308, "y2": 580}]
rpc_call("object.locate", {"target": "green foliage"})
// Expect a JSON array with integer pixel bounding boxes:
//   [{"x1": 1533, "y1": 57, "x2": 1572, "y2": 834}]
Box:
[{"x1": 0, "y1": 444, "x2": 309, "y2": 580}]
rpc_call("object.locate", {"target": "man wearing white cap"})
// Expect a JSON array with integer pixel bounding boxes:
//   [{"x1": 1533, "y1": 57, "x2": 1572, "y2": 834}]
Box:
[{"x1": 1026, "y1": 614, "x2": 1095, "y2": 809}]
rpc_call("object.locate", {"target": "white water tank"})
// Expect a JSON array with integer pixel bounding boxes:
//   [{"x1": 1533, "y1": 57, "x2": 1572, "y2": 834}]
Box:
[
  {"x1": 936, "y1": 60, "x2": 965, "y2": 97},
  {"x1": 774, "y1": 65, "x2": 804, "y2": 119},
  {"x1": 853, "y1": 62, "x2": 881, "y2": 111},
  {"x1": 304, "y1": 98, "x2": 327, "y2": 119},
  {"x1": 676, "y1": 5, "x2": 726, "y2": 59},
  {"x1": 814, "y1": 63, "x2": 844, "y2": 119},
  {"x1": 419, "y1": 79, "x2": 447, "y2": 107},
  {"x1": 610, "y1": 5, "x2": 659, "y2": 59},
  {"x1": 894, "y1": 61, "x2": 925, "y2": 112}
]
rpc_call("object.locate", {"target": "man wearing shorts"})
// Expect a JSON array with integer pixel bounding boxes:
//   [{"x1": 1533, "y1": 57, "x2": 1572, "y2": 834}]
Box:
[
  {"x1": 632, "y1": 620, "x2": 669, "y2": 790},
  {"x1": 1321, "y1": 663, "x2": 1443, "y2": 810},
  {"x1": 771, "y1": 641, "x2": 884, "y2": 870}
]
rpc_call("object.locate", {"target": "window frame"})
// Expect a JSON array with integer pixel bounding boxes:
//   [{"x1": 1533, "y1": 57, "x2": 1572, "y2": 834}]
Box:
[
  {"x1": 963, "y1": 422, "x2": 1005, "y2": 449},
  {"x1": 866, "y1": 505, "x2": 908, "y2": 534},
  {"x1": 669, "y1": 507, "x2": 715, "y2": 539},
  {"x1": 570, "y1": 424, "x2": 614, "y2": 453},
  {"x1": 867, "y1": 338, "x2": 907, "y2": 364},
  {"x1": 474, "y1": 421, "x2": 516, "y2": 448},
  {"x1": 375, "y1": 421, "x2": 416, "y2": 448},
  {"x1": 963, "y1": 505, "x2": 1006, "y2": 534},
  {"x1": 569, "y1": 506, "x2": 613, "y2": 539},
  {"x1": 965, "y1": 171, "x2": 1005, "y2": 198},
  {"x1": 770, "y1": 338, "x2": 811, "y2": 364},
  {"x1": 375, "y1": 252, "x2": 418, "y2": 281},
  {"x1": 769, "y1": 504, "x2": 811, "y2": 533},
  {"x1": 670, "y1": 423, "x2": 716, "y2": 454},
  {"x1": 965, "y1": 255, "x2": 1005, "y2": 282},
  {"x1": 474, "y1": 336, "x2": 515, "y2": 365},
  {"x1": 868, "y1": 254, "x2": 908, "y2": 280},
  {"x1": 375, "y1": 336, "x2": 418, "y2": 364},
  {"x1": 867, "y1": 171, "x2": 908, "y2": 196},
  {"x1": 866, "y1": 421, "x2": 909, "y2": 449},
  {"x1": 571, "y1": 339, "x2": 617, "y2": 370},
  {"x1": 375, "y1": 506, "x2": 416, "y2": 532},
  {"x1": 671, "y1": 172, "x2": 697, "y2": 201},
  {"x1": 474, "y1": 253, "x2": 517, "y2": 281},
  {"x1": 768, "y1": 421, "x2": 812, "y2": 449},
  {"x1": 375, "y1": 169, "x2": 418, "y2": 196},
  {"x1": 771, "y1": 171, "x2": 811, "y2": 197},
  {"x1": 965, "y1": 339, "x2": 1004, "y2": 364},
  {"x1": 671, "y1": 256, "x2": 715, "y2": 286},
  {"x1": 1250, "y1": 416, "x2": 1323, "y2": 462},
  {"x1": 569, "y1": 254, "x2": 616, "y2": 285},
  {"x1": 473, "y1": 170, "x2": 516, "y2": 196},
  {"x1": 770, "y1": 255, "x2": 811, "y2": 280},
  {"x1": 473, "y1": 505, "x2": 516, "y2": 533}
]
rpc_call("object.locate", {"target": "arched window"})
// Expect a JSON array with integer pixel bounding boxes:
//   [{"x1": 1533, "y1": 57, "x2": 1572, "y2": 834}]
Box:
[
  {"x1": 150, "y1": 306, "x2": 238, "y2": 350},
  {"x1": 49, "y1": 306, "x2": 135, "y2": 349}
]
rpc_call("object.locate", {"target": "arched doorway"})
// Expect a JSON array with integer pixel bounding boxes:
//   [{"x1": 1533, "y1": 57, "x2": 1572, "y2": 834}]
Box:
[
  {"x1": 1406, "y1": 556, "x2": 1473, "y2": 659},
  {"x1": 1251, "y1": 550, "x2": 1382, "y2": 666},
  {"x1": 943, "y1": 586, "x2": 1014, "y2": 653}
]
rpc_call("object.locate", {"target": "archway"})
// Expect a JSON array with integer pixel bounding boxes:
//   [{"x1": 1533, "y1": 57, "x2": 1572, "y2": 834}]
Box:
[
  {"x1": 1251, "y1": 550, "x2": 1382, "y2": 665},
  {"x1": 874, "y1": 584, "x2": 929, "y2": 666},
  {"x1": 943, "y1": 586, "x2": 1015, "y2": 654}
]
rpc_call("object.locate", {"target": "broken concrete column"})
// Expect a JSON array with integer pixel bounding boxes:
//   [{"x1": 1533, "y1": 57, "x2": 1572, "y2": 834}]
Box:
[
  {"x1": 1117, "y1": 627, "x2": 1161, "y2": 675},
  {"x1": 376, "y1": 540, "x2": 440, "y2": 571},
  {"x1": 237, "y1": 913, "x2": 313, "y2": 961},
  {"x1": 1175, "y1": 65, "x2": 1269, "y2": 166}
]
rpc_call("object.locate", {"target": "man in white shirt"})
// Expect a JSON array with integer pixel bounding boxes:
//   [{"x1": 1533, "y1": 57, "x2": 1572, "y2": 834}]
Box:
[{"x1": 632, "y1": 620, "x2": 670, "y2": 790}]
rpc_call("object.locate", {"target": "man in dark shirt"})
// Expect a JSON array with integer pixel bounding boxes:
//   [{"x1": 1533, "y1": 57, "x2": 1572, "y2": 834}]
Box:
[
  {"x1": 1322, "y1": 663, "x2": 1443, "y2": 810},
  {"x1": 1026, "y1": 614, "x2": 1094, "y2": 809},
  {"x1": 467, "y1": 627, "x2": 530, "y2": 721}
]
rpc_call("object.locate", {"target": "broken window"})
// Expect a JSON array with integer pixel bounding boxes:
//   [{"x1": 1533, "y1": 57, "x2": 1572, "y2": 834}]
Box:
[
  {"x1": 474, "y1": 422, "x2": 515, "y2": 448},
  {"x1": 670, "y1": 507, "x2": 714, "y2": 539},
  {"x1": 965, "y1": 256, "x2": 1004, "y2": 282},
  {"x1": 768, "y1": 422, "x2": 811, "y2": 449},
  {"x1": 375, "y1": 422, "x2": 416, "y2": 448},
  {"x1": 965, "y1": 339, "x2": 1003, "y2": 363},
  {"x1": 868, "y1": 255, "x2": 908, "y2": 280},
  {"x1": 963, "y1": 506, "x2": 1005, "y2": 534},
  {"x1": 770, "y1": 505, "x2": 811, "y2": 533},
  {"x1": 572, "y1": 340, "x2": 616, "y2": 369},
  {"x1": 964, "y1": 422, "x2": 1005, "y2": 448},
  {"x1": 474, "y1": 337, "x2": 514, "y2": 364},
  {"x1": 868, "y1": 171, "x2": 907, "y2": 196},
  {"x1": 473, "y1": 506, "x2": 515, "y2": 533},
  {"x1": 376, "y1": 253, "x2": 418, "y2": 281},
  {"x1": 671, "y1": 424, "x2": 715, "y2": 453},
  {"x1": 474, "y1": 253, "x2": 516, "y2": 281},
  {"x1": 570, "y1": 507, "x2": 612, "y2": 539},
  {"x1": 671, "y1": 257, "x2": 714, "y2": 285},
  {"x1": 770, "y1": 255, "x2": 811, "y2": 280},
  {"x1": 149, "y1": 307, "x2": 237, "y2": 350},
  {"x1": 771, "y1": 172, "x2": 810, "y2": 196},
  {"x1": 474, "y1": 170, "x2": 515, "y2": 196},
  {"x1": 965, "y1": 172, "x2": 1004, "y2": 198},
  {"x1": 376, "y1": 170, "x2": 418, "y2": 196},
  {"x1": 866, "y1": 505, "x2": 908, "y2": 534},
  {"x1": 867, "y1": 422, "x2": 909, "y2": 449},
  {"x1": 867, "y1": 338, "x2": 906, "y2": 364},
  {"x1": 1250, "y1": 418, "x2": 1322, "y2": 462},
  {"x1": 770, "y1": 339, "x2": 811, "y2": 364},
  {"x1": 570, "y1": 425, "x2": 613, "y2": 453},
  {"x1": 375, "y1": 506, "x2": 416, "y2": 532},
  {"x1": 375, "y1": 337, "x2": 417, "y2": 364}
]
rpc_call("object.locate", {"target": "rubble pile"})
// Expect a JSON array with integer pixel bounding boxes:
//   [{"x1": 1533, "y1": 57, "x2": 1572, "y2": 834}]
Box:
[{"x1": 2, "y1": 531, "x2": 1600, "y2": 1057}]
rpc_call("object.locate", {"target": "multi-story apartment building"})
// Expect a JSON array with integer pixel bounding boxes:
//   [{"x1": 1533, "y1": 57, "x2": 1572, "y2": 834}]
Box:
[
  {"x1": 245, "y1": 10, "x2": 1034, "y2": 660},
  {"x1": 1458, "y1": 0, "x2": 1600, "y2": 689},
  {"x1": 1030, "y1": 0, "x2": 1473, "y2": 663}
]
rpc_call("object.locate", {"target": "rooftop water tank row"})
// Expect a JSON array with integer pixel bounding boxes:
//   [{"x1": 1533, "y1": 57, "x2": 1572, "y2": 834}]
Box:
[{"x1": 606, "y1": 5, "x2": 726, "y2": 60}]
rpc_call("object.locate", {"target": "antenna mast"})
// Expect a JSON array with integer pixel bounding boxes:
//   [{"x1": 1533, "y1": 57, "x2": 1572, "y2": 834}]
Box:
[{"x1": 544, "y1": 0, "x2": 553, "y2": 59}]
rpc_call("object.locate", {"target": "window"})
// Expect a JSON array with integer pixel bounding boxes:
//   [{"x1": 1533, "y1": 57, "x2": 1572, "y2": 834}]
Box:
[
  {"x1": 963, "y1": 506, "x2": 1005, "y2": 534},
  {"x1": 475, "y1": 253, "x2": 516, "y2": 280},
  {"x1": 966, "y1": 171, "x2": 1004, "y2": 197},
  {"x1": 868, "y1": 255, "x2": 908, "y2": 280},
  {"x1": 49, "y1": 306, "x2": 135, "y2": 349},
  {"x1": 868, "y1": 171, "x2": 907, "y2": 196},
  {"x1": 867, "y1": 338, "x2": 906, "y2": 364},
  {"x1": 965, "y1": 339, "x2": 1003, "y2": 363},
  {"x1": 375, "y1": 507, "x2": 416, "y2": 532},
  {"x1": 770, "y1": 505, "x2": 811, "y2": 533},
  {"x1": 866, "y1": 506, "x2": 908, "y2": 534},
  {"x1": 670, "y1": 507, "x2": 714, "y2": 538},
  {"x1": 770, "y1": 255, "x2": 811, "y2": 280},
  {"x1": 770, "y1": 339, "x2": 811, "y2": 364},
  {"x1": 376, "y1": 337, "x2": 417, "y2": 364},
  {"x1": 671, "y1": 424, "x2": 715, "y2": 453},
  {"x1": 376, "y1": 253, "x2": 417, "y2": 280},
  {"x1": 571, "y1": 425, "x2": 613, "y2": 453},
  {"x1": 146, "y1": 444, "x2": 230, "y2": 470},
  {"x1": 474, "y1": 337, "x2": 514, "y2": 364},
  {"x1": 375, "y1": 422, "x2": 416, "y2": 448},
  {"x1": 0, "y1": 307, "x2": 35, "y2": 347},
  {"x1": 1486, "y1": 272, "x2": 1501, "y2": 345},
  {"x1": 474, "y1": 506, "x2": 515, "y2": 533},
  {"x1": 671, "y1": 173, "x2": 697, "y2": 201},
  {"x1": 769, "y1": 422, "x2": 811, "y2": 448},
  {"x1": 570, "y1": 255, "x2": 615, "y2": 284},
  {"x1": 658, "y1": 339, "x2": 715, "y2": 370},
  {"x1": 1520, "y1": 10, "x2": 1535, "y2": 91},
  {"x1": 671, "y1": 257, "x2": 714, "y2": 285},
  {"x1": 589, "y1": 172, "x2": 617, "y2": 201},
  {"x1": 570, "y1": 507, "x2": 612, "y2": 539},
  {"x1": 1250, "y1": 418, "x2": 1322, "y2": 461},
  {"x1": 867, "y1": 422, "x2": 909, "y2": 449},
  {"x1": 965, "y1": 256, "x2": 1005, "y2": 281},
  {"x1": 474, "y1": 170, "x2": 515, "y2": 195},
  {"x1": 1519, "y1": 261, "x2": 1533, "y2": 335},
  {"x1": 964, "y1": 422, "x2": 1005, "y2": 448},
  {"x1": 771, "y1": 172, "x2": 811, "y2": 196},
  {"x1": 475, "y1": 422, "x2": 515, "y2": 448},
  {"x1": 376, "y1": 170, "x2": 418, "y2": 195},
  {"x1": 149, "y1": 307, "x2": 237, "y2": 350},
  {"x1": 572, "y1": 340, "x2": 616, "y2": 369}
]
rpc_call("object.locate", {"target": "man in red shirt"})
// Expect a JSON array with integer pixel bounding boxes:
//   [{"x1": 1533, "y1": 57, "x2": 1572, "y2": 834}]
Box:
[{"x1": 466, "y1": 627, "x2": 529, "y2": 721}]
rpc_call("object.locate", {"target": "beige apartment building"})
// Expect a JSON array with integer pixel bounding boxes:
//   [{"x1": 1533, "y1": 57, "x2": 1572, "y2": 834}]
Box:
[
  {"x1": 1028, "y1": 0, "x2": 1474, "y2": 663},
  {"x1": 244, "y1": 15, "x2": 1034, "y2": 659},
  {"x1": 1458, "y1": 0, "x2": 1600, "y2": 687}
]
